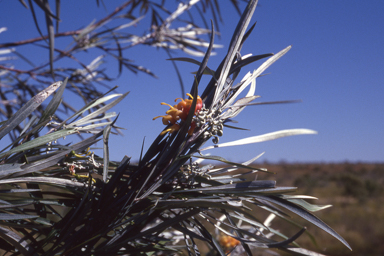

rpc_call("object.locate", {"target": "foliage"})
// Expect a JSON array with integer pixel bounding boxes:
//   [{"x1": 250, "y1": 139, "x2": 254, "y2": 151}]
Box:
[
  {"x1": 0, "y1": 0, "x2": 351, "y2": 255},
  {"x1": 0, "y1": 0, "x2": 243, "y2": 140},
  {"x1": 276, "y1": 163, "x2": 384, "y2": 256}
]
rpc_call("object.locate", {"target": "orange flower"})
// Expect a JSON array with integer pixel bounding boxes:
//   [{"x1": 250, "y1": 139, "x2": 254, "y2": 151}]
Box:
[
  {"x1": 219, "y1": 235, "x2": 240, "y2": 252},
  {"x1": 153, "y1": 93, "x2": 202, "y2": 135}
]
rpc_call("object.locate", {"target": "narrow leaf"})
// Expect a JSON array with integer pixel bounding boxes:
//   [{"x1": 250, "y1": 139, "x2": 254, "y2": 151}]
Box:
[
  {"x1": 39, "y1": 77, "x2": 67, "y2": 124},
  {"x1": 0, "y1": 213, "x2": 38, "y2": 220},
  {"x1": 287, "y1": 198, "x2": 332, "y2": 212},
  {"x1": 201, "y1": 129, "x2": 317, "y2": 151},
  {"x1": 0, "y1": 128, "x2": 76, "y2": 158},
  {"x1": 0, "y1": 81, "x2": 62, "y2": 140},
  {"x1": 0, "y1": 163, "x2": 24, "y2": 178},
  {"x1": 0, "y1": 177, "x2": 84, "y2": 188},
  {"x1": 254, "y1": 195, "x2": 352, "y2": 250},
  {"x1": 0, "y1": 226, "x2": 32, "y2": 255},
  {"x1": 43, "y1": 0, "x2": 55, "y2": 79},
  {"x1": 28, "y1": 0, "x2": 47, "y2": 43}
]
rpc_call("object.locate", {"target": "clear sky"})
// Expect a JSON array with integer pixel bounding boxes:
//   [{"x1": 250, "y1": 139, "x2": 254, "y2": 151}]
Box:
[{"x1": 1, "y1": 1, "x2": 383, "y2": 163}]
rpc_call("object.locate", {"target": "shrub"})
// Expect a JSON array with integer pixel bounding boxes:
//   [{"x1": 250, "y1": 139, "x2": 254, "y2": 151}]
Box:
[{"x1": 0, "y1": 1, "x2": 351, "y2": 255}]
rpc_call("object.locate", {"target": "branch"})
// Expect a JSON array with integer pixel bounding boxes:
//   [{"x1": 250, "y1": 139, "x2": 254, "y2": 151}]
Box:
[
  {"x1": 0, "y1": 65, "x2": 35, "y2": 76},
  {"x1": 0, "y1": 30, "x2": 80, "y2": 49},
  {"x1": 0, "y1": 1, "x2": 132, "y2": 49}
]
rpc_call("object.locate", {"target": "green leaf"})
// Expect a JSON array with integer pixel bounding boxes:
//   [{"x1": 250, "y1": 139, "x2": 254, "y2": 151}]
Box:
[
  {"x1": 0, "y1": 226, "x2": 32, "y2": 255},
  {"x1": 19, "y1": 131, "x2": 104, "y2": 176},
  {"x1": 102, "y1": 117, "x2": 118, "y2": 182},
  {"x1": 59, "y1": 91, "x2": 120, "y2": 126},
  {"x1": 39, "y1": 77, "x2": 67, "y2": 124},
  {"x1": 0, "y1": 188, "x2": 41, "y2": 194},
  {"x1": 0, "y1": 177, "x2": 84, "y2": 188},
  {"x1": 177, "y1": 180, "x2": 276, "y2": 193},
  {"x1": 212, "y1": 0, "x2": 258, "y2": 105},
  {"x1": 19, "y1": 115, "x2": 38, "y2": 136},
  {"x1": 0, "y1": 163, "x2": 24, "y2": 178},
  {"x1": 201, "y1": 129, "x2": 318, "y2": 151},
  {"x1": 0, "y1": 213, "x2": 38, "y2": 220},
  {"x1": 191, "y1": 20, "x2": 215, "y2": 90},
  {"x1": 28, "y1": 0, "x2": 47, "y2": 43},
  {"x1": 43, "y1": 0, "x2": 55, "y2": 79},
  {"x1": 187, "y1": 154, "x2": 271, "y2": 173},
  {"x1": 0, "y1": 81, "x2": 62, "y2": 140},
  {"x1": 168, "y1": 57, "x2": 216, "y2": 77},
  {"x1": 254, "y1": 195, "x2": 352, "y2": 250},
  {"x1": 0, "y1": 128, "x2": 76, "y2": 158},
  {"x1": 287, "y1": 198, "x2": 332, "y2": 212},
  {"x1": 283, "y1": 247, "x2": 327, "y2": 256},
  {"x1": 66, "y1": 92, "x2": 128, "y2": 128}
]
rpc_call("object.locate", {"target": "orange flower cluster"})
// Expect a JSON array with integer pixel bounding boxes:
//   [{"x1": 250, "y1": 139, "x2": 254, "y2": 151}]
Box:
[
  {"x1": 153, "y1": 93, "x2": 203, "y2": 135},
  {"x1": 219, "y1": 235, "x2": 240, "y2": 252}
]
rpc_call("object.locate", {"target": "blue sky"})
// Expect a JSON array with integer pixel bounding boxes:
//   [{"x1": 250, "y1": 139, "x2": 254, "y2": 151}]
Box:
[{"x1": 1, "y1": 1, "x2": 383, "y2": 163}]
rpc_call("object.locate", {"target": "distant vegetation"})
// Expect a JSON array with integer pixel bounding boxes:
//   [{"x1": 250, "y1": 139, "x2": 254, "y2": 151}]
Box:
[{"x1": 262, "y1": 162, "x2": 384, "y2": 256}]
